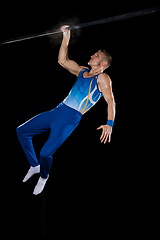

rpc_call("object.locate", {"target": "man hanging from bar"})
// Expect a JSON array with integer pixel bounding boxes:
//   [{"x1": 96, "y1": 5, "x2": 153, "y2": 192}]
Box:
[{"x1": 16, "y1": 26, "x2": 116, "y2": 195}]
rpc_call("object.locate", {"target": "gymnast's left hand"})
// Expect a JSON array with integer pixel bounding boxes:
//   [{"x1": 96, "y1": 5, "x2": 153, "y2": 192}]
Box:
[{"x1": 97, "y1": 125, "x2": 112, "y2": 143}]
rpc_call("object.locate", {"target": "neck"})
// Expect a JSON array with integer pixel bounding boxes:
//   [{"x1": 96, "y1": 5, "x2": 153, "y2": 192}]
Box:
[{"x1": 89, "y1": 66, "x2": 103, "y2": 75}]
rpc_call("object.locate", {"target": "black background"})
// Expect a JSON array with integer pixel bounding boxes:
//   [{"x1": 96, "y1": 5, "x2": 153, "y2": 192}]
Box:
[{"x1": 1, "y1": 2, "x2": 159, "y2": 237}]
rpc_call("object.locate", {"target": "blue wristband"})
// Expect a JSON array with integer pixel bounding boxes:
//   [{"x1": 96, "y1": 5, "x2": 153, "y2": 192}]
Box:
[{"x1": 107, "y1": 120, "x2": 114, "y2": 127}]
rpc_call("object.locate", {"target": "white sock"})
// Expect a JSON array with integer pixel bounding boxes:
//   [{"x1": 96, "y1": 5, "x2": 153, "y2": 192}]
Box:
[
  {"x1": 33, "y1": 176, "x2": 49, "y2": 195},
  {"x1": 23, "y1": 165, "x2": 40, "y2": 182}
]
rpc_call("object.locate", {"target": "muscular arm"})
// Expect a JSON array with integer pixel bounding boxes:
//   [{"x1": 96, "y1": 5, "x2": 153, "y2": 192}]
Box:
[
  {"x1": 98, "y1": 73, "x2": 115, "y2": 121},
  {"x1": 58, "y1": 26, "x2": 84, "y2": 76},
  {"x1": 97, "y1": 73, "x2": 116, "y2": 143}
]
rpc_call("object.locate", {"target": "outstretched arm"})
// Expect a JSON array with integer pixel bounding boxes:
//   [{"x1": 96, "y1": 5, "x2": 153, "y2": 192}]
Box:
[
  {"x1": 58, "y1": 25, "x2": 84, "y2": 76},
  {"x1": 97, "y1": 73, "x2": 116, "y2": 143}
]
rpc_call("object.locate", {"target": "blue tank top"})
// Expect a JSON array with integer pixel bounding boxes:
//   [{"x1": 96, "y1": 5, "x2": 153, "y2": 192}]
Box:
[{"x1": 63, "y1": 68, "x2": 103, "y2": 114}]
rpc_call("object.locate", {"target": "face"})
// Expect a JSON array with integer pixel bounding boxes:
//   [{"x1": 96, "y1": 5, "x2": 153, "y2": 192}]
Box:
[{"x1": 88, "y1": 50, "x2": 104, "y2": 67}]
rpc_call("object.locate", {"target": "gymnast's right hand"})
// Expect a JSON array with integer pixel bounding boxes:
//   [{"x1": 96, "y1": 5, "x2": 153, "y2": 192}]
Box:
[{"x1": 60, "y1": 25, "x2": 70, "y2": 39}]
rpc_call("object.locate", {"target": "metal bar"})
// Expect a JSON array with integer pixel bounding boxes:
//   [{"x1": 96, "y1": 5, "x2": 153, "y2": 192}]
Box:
[{"x1": 1, "y1": 7, "x2": 160, "y2": 45}]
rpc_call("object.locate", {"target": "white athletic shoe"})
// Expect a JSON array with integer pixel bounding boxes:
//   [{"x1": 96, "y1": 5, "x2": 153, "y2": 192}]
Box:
[
  {"x1": 33, "y1": 176, "x2": 49, "y2": 195},
  {"x1": 23, "y1": 165, "x2": 40, "y2": 182}
]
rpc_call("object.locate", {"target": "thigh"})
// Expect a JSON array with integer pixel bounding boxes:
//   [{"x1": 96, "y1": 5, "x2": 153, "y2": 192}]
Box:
[
  {"x1": 18, "y1": 111, "x2": 51, "y2": 136},
  {"x1": 40, "y1": 120, "x2": 80, "y2": 158},
  {"x1": 40, "y1": 103, "x2": 82, "y2": 157}
]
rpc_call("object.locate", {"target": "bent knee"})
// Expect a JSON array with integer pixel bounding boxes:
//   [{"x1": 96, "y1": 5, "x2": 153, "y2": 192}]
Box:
[
  {"x1": 16, "y1": 126, "x2": 21, "y2": 135},
  {"x1": 16, "y1": 125, "x2": 26, "y2": 136}
]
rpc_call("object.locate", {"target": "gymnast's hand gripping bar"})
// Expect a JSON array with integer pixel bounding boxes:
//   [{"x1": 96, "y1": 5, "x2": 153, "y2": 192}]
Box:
[{"x1": 1, "y1": 7, "x2": 160, "y2": 45}]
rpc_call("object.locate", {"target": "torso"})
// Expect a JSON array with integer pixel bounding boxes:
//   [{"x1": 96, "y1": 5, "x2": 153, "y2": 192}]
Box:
[
  {"x1": 63, "y1": 68, "x2": 103, "y2": 114},
  {"x1": 82, "y1": 68, "x2": 102, "y2": 92}
]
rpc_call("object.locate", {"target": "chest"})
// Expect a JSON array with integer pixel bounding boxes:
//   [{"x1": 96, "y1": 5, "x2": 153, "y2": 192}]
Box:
[
  {"x1": 82, "y1": 72, "x2": 101, "y2": 92},
  {"x1": 75, "y1": 77, "x2": 100, "y2": 98}
]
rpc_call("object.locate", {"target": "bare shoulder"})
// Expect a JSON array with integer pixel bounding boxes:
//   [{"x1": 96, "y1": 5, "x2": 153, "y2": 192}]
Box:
[{"x1": 98, "y1": 73, "x2": 111, "y2": 86}]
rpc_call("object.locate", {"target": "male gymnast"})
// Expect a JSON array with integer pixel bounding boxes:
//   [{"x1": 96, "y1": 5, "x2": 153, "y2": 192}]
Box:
[{"x1": 16, "y1": 25, "x2": 116, "y2": 195}]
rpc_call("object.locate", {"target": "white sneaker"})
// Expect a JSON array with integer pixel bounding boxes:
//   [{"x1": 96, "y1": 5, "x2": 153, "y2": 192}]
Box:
[
  {"x1": 23, "y1": 165, "x2": 40, "y2": 182},
  {"x1": 33, "y1": 176, "x2": 49, "y2": 195}
]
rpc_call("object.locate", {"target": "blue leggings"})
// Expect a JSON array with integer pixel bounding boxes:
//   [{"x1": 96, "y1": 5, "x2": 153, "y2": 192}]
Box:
[{"x1": 16, "y1": 103, "x2": 82, "y2": 178}]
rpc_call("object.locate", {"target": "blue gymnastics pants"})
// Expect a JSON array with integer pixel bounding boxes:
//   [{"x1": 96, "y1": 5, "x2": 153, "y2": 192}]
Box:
[{"x1": 16, "y1": 103, "x2": 82, "y2": 178}]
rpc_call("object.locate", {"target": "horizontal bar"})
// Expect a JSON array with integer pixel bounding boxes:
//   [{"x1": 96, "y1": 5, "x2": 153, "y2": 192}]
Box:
[{"x1": 1, "y1": 7, "x2": 160, "y2": 45}]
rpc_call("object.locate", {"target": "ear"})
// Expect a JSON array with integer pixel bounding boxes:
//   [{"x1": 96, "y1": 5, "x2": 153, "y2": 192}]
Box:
[
  {"x1": 101, "y1": 61, "x2": 107, "y2": 67},
  {"x1": 100, "y1": 61, "x2": 108, "y2": 72}
]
